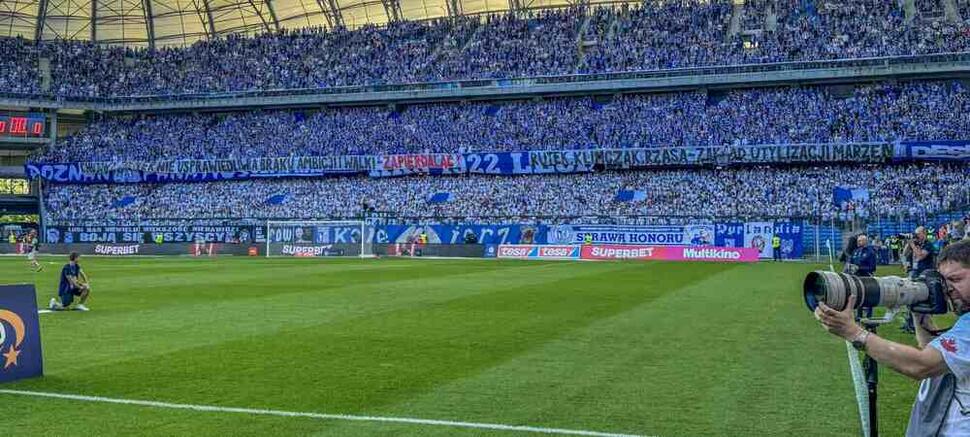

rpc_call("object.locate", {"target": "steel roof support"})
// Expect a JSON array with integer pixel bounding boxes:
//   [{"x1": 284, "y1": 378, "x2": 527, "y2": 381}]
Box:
[
  {"x1": 202, "y1": 0, "x2": 217, "y2": 36},
  {"x1": 143, "y1": 0, "x2": 156, "y2": 49},
  {"x1": 91, "y1": 0, "x2": 97, "y2": 42},
  {"x1": 35, "y1": 0, "x2": 49, "y2": 41}
]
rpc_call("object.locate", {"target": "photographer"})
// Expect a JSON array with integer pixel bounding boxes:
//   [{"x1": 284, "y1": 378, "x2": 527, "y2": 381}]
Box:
[
  {"x1": 898, "y1": 228, "x2": 938, "y2": 334},
  {"x1": 840, "y1": 233, "x2": 861, "y2": 269},
  {"x1": 908, "y1": 227, "x2": 938, "y2": 279},
  {"x1": 846, "y1": 235, "x2": 877, "y2": 319},
  {"x1": 815, "y1": 240, "x2": 970, "y2": 436},
  {"x1": 849, "y1": 235, "x2": 877, "y2": 277}
]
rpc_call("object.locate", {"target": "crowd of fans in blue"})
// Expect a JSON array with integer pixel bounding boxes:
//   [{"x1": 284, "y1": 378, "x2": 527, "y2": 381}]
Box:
[
  {"x1": 35, "y1": 80, "x2": 970, "y2": 162},
  {"x1": 42, "y1": 164, "x2": 969, "y2": 223},
  {"x1": 1, "y1": 0, "x2": 968, "y2": 97},
  {"x1": 5, "y1": 1, "x2": 968, "y2": 224}
]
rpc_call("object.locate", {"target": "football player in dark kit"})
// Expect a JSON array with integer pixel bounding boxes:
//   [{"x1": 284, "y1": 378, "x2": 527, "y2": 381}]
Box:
[{"x1": 49, "y1": 252, "x2": 92, "y2": 312}]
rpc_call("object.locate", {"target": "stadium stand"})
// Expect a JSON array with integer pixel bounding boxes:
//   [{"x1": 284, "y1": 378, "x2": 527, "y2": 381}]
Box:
[
  {"x1": 41, "y1": 164, "x2": 970, "y2": 223},
  {"x1": 0, "y1": 1, "x2": 967, "y2": 97},
  {"x1": 34, "y1": 80, "x2": 970, "y2": 161}
]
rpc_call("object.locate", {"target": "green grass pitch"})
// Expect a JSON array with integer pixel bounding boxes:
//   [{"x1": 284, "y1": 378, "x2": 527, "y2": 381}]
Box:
[{"x1": 0, "y1": 256, "x2": 925, "y2": 436}]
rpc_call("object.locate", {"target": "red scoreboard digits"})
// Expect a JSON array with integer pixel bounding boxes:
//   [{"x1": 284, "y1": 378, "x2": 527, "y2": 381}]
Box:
[{"x1": 0, "y1": 114, "x2": 45, "y2": 138}]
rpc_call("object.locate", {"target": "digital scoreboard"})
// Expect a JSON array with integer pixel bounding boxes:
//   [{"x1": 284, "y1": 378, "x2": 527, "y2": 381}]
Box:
[{"x1": 0, "y1": 113, "x2": 46, "y2": 139}]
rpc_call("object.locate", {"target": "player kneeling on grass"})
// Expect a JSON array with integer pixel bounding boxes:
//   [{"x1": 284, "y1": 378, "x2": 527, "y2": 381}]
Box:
[{"x1": 49, "y1": 252, "x2": 91, "y2": 312}]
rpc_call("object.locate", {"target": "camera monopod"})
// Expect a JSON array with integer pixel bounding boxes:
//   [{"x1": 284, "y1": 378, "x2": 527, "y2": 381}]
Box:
[
  {"x1": 855, "y1": 310, "x2": 900, "y2": 437},
  {"x1": 824, "y1": 243, "x2": 896, "y2": 437}
]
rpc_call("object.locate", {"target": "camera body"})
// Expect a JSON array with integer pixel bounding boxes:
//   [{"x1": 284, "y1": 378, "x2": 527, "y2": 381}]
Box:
[{"x1": 804, "y1": 270, "x2": 949, "y2": 315}]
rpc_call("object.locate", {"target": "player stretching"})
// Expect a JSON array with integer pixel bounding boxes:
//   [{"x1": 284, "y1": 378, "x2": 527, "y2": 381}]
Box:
[
  {"x1": 26, "y1": 230, "x2": 43, "y2": 272},
  {"x1": 49, "y1": 252, "x2": 91, "y2": 312}
]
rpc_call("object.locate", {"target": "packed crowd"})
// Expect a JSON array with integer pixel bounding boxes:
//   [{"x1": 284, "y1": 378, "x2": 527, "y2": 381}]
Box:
[
  {"x1": 35, "y1": 80, "x2": 970, "y2": 162},
  {"x1": 0, "y1": 37, "x2": 41, "y2": 95},
  {"x1": 1, "y1": 0, "x2": 968, "y2": 97},
  {"x1": 731, "y1": 0, "x2": 967, "y2": 63},
  {"x1": 42, "y1": 164, "x2": 970, "y2": 223}
]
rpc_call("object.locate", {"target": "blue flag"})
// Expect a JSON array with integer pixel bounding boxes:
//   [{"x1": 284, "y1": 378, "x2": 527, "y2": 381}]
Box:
[
  {"x1": 113, "y1": 196, "x2": 136, "y2": 208},
  {"x1": 267, "y1": 194, "x2": 288, "y2": 205},
  {"x1": 615, "y1": 190, "x2": 647, "y2": 202},
  {"x1": 833, "y1": 187, "x2": 869, "y2": 205},
  {"x1": 428, "y1": 192, "x2": 453, "y2": 204}
]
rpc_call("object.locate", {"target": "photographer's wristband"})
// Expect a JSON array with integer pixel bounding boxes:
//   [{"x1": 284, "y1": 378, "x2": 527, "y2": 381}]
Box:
[{"x1": 851, "y1": 330, "x2": 871, "y2": 351}]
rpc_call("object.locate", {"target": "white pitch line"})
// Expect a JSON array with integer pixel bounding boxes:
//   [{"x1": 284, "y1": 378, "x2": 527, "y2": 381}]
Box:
[
  {"x1": 37, "y1": 310, "x2": 53, "y2": 314},
  {"x1": 845, "y1": 341, "x2": 870, "y2": 437},
  {"x1": 0, "y1": 389, "x2": 651, "y2": 437}
]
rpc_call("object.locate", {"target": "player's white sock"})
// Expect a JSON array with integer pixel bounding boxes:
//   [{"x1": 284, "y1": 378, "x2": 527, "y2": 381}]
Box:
[
  {"x1": 76, "y1": 304, "x2": 89, "y2": 312},
  {"x1": 49, "y1": 298, "x2": 63, "y2": 311}
]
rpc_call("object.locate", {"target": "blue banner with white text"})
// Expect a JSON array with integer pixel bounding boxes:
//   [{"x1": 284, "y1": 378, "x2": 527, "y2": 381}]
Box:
[
  {"x1": 47, "y1": 221, "x2": 804, "y2": 258},
  {"x1": 773, "y1": 221, "x2": 805, "y2": 259},
  {"x1": 714, "y1": 222, "x2": 745, "y2": 247},
  {"x1": 26, "y1": 143, "x2": 898, "y2": 184},
  {"x1": 896, "y1": 141, "x2": 970, "y2": 162},
  {"x1": 544, "y1": 224, "x2": 716, "y2": 246}
]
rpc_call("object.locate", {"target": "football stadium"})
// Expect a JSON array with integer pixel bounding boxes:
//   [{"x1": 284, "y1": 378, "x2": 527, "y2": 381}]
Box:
[{"x1": 1, "y1": 0, "x2": 970, "y2": 435}]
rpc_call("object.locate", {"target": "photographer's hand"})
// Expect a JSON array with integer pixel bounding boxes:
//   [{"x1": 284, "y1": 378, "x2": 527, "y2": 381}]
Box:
[
  {"x1": 815, "y1": 294, "x2": 864, "y2": 340},
  {"x1": 816, "y1": 296, "x2": 949, "y2": 380}
]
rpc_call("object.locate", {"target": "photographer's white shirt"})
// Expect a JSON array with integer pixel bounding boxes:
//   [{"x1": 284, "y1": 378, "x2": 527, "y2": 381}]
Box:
[{"x1": 929, "y1": 313, "x2": 970, "y2": 435}]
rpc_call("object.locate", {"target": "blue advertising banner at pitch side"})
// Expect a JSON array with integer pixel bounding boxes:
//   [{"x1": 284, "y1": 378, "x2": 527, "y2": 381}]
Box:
[
  {"x1": 0, "y1": 284, "x2": 43, "y2": 383},
  {"x1": 266, "y1": 224, "x2": 546, "y2": 246},
  {"x1": 47, "y1": 221, "x2": 804, "y2": 257},
  {"x1": 714, "y1": 222, "x2": 745, "y2": 247},
  {"x1": 544, "y1": 224, "x2": 716, "y2": 246},
  {"x1": 773, "y1": 221, "x2": 805, "y2": 259}
]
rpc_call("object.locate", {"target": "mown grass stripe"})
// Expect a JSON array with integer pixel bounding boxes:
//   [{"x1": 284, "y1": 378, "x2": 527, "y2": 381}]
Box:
[{"x1": 0, "y1": 389, "x2": 653, "y2": 437}]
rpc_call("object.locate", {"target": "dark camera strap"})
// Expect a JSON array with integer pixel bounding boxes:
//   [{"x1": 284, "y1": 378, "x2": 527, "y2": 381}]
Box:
[
  {"x1": 927, "y1": 327, "x2": 953, "y2": 337},
  {"x1": 956, "y1": 388, "x2": 970, "y2": 417},
  {"x1": 906, "y1": 374, "x2": 956, "y2": 437}
]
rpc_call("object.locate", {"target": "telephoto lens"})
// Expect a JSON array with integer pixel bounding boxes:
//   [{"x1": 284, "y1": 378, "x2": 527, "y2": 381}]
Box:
[{"x1": 803, "y1": 271, "x2": 931, "y2": 311}]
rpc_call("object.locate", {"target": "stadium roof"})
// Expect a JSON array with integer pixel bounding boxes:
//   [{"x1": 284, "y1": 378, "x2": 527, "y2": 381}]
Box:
[{"x1": 0, "y1": 0, "x2": 641, "y2": 48}]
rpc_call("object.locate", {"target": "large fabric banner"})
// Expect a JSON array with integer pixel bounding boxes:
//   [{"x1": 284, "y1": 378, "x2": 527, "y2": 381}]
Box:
[
  {"x1": 0, "y1": 285, "x2": 43, "y2": 383},
  {"x1": 714, "y1": 222, "x2": 745, "y2": 247},
  {"x1": 26, "y1": 143, "x2": 899, "y2": 185},
  {"x1": 25, "y1": 155, "x2": 374, "y2": 184},
  {"x1": 896, "y1": 141, "x2": 970, "y2": 161},
  {"x1": 544, "y1": 224, "x2": 715, "y2": 246},
  {"x1": 45, "y1": 225, "x2": 255, "y2": 244},
  {"x1": 370, "y1": 153, "x2": 465, "y2": 177},
  {"x1": 45, "y1": 221, "x2": 804, "y2": 258},
  {"x1": 580, "y1": 245, "x2": 760, "y2": 262},
  {"x1": 773, "y1": 221, "x2": 805, "y2": 259},
  {"x1": 744, "y1": 222, "x2": 775, "y2": 259},
  {"x1": 727, "y1": 143, "x2": 893, "y2": 164}
]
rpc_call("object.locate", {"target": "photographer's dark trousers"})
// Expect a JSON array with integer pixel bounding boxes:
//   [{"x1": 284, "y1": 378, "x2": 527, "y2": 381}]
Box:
[
  {"x1": 772, "y1": 248, "x2": 782, "y2": 261},
  {"x1": 856, "y1": 272, "x2": 874, "y2": 319}
]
